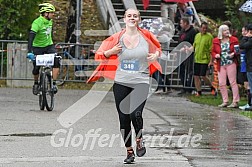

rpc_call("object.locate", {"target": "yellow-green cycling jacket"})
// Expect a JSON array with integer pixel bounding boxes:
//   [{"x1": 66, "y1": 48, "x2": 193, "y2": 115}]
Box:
[{"x1": 193, "y1": 32, "x2": 213, "y2": 64}]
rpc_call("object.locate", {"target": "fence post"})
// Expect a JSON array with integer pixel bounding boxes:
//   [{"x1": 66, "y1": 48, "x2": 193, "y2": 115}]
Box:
[{"x1": 7, "y1": 43, "x2": 33, "y2": 87}]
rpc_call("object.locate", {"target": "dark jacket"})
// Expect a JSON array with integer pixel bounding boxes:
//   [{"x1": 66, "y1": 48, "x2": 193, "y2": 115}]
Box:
[
  {"x1": 179, "y1": 25, "x2": 197, "y2": 45},
  {"x1": 211, "y1": 36, "x2": 239, "y2": 71},
  {"x1": 240, "y1": 36, "x2": 252, "y2": 72}
]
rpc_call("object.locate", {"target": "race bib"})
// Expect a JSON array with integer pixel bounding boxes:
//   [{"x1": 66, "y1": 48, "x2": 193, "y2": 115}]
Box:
[
  {"x1": 121, "y1": 60, "x2": 139, "y2": 72},
  {"x1": 36, "y1": 54, "x2": 54, "y2": 66}
]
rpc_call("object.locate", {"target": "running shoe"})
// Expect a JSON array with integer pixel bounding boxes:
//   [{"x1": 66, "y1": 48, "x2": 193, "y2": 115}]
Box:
[
  {"x1": 136, "y1": 138, "x2": 146, "y2": 157},
  {"x1": 124, "y1": 149, "x2": 135, "y2": 164}
]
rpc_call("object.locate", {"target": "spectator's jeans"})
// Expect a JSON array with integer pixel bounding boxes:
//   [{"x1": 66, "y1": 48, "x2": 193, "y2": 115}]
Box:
[
  {"x1": 161, "y1": 3, "x2": 177, "y2": 22},
  {"x1": 218, "y1": 63, "x2": 240, "y2": 103}
]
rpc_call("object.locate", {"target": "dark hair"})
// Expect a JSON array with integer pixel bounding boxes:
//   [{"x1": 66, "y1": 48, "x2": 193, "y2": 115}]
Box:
[
  {"x1": 223, "y1": 20, "x2": 232, "y2": 28},
  {"x1": 181, "y1": 17, "x2": 190, "y2": 25},
  {"x1": 201, "y1": 22, "x2": 208, "y2": 27},
  {"x1": 247, "y1": 23, "x2": 252, "y2": 31},
  {"x1": 243, "y1": 25, "x2": 248, "y2": 30}
]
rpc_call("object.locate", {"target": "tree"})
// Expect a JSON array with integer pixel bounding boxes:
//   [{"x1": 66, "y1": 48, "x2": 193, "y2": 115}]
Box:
[
  {"x1": 0, "y1": 0, "x2": 43, "y2": 40},
  {"x1": 224, "y1": 0, "x2": 252, "y2": 33}
]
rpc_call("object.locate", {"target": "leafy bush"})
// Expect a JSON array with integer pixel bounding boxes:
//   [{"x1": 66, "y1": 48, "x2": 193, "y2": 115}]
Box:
[
  {"x1": 0, "y1": 0, "x2": 43, "y2": 40},
  {"x1": 224, "y1": 0, "x2": 252, "y2": 36}
]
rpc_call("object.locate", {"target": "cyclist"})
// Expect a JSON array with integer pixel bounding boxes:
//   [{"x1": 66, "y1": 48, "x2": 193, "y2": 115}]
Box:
[{"x1": 27, "y1": 3, "x2": 60, "y2": 95}]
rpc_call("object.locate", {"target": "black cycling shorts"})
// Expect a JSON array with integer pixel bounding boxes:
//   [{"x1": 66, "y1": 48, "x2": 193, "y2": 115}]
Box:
[
  {"x1": 194, "y1": 63, "x2": 208, "y2": 76},
  {"x1": 32, "y1": 45, "x2": 60, "y2": 75}
]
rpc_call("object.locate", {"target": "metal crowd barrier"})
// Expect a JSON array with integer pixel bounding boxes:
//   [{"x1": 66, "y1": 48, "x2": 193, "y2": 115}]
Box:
[
  {"x1": 152, "y1": 47, "x2": 195, "y2": 91},
  {"x1": 54, "y1": 43, "x2": 97, "y2": 84}
]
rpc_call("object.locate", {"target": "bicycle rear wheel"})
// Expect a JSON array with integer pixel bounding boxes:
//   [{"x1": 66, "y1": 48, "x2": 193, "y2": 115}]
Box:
[
  {"x1": 39, "y1": 74, "x2": 45, "y2": 110},
  {"x1": 42, "y1": 72, "x2": 54, "y2": 111}
]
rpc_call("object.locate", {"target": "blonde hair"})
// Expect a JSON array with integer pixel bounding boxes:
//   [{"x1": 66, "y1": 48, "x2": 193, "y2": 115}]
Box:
[{"x1": 218, "y1": 24, "x2": 231, "y2": 39}]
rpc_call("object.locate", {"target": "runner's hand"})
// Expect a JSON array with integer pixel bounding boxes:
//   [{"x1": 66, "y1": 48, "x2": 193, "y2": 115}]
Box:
[
  {"x1": 111, "y1": 43, "x2": 122, "y2": 55},
  {"x1": 147, "y1": 53, "x2": 158, "y2": 62}
]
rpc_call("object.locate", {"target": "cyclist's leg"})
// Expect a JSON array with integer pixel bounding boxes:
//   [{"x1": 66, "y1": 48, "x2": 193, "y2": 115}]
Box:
[
  {"x1": 52, "y1": 57, "x2": 60, "y2": 93},
  {"x1": 32, "y1": 61, "x2": 40, "y2": 81},
  {"x1": 46, "y1": 45, "x2": 60, "y2": 80},
  {"x1": 52, "y1": 59, "x2": 60, "y2": 94},
  {"x1": 32, "y1": 61, "x2": 40, "y2": 95},
  {"x1": 32, "y1": 47, "x2": 44, "y2": 95},
  {"x1": 46, "y1": 45, "x2": 59, "y2": 93},
  {"x1": 32, "y1": 47, "x2": 44, "y2": 82}
]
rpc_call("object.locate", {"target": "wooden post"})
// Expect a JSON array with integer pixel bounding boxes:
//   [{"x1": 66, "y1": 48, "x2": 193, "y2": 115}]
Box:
[{"x1": 7, "y1": 43, "x2": 33, "y2": 87}]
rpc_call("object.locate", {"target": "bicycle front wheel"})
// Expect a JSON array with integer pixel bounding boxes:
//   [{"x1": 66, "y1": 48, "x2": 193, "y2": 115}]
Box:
[{"x1": 42, "y1": 72, "x2": 54, "y2": 111}]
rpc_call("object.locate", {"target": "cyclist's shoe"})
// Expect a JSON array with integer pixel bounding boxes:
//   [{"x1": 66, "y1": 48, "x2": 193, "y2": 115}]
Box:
[
  {"x1": 136, "y1": 138, "x2": 146, "y2": 157},
  {"x1": 52, "y1": 85, "x2": 58, "y2": 94},
  {"x1": 124, "y1": 149, "x2": 135, "y2": 164},
  {"x1": 32, "y1": 84, "x2": 40, "y2": 95}
]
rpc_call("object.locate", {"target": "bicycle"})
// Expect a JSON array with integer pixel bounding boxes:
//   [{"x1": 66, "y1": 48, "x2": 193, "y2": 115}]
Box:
[
  {"x1": 35, "y1": 53, "x2": 61, "y2": 111},
  {"x1": 55, "y1": 44, "x2": 96, "y2": 86}
]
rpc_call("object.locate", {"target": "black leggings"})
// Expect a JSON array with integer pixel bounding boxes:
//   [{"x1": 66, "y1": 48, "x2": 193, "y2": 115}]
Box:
[{"x1": 113, "y1": 82, "x2": 149, "y2": 147}]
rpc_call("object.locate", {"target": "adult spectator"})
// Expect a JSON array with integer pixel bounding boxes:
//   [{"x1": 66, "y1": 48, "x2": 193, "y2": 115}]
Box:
[
  {"x1": 178, "y1": 17, "x2": 197, "y2": 95},
  {"x1": 187, "y1": 22, "x2": 216, "y2": 96},
  {"x1": 238, "y1": 25, "x2": 251, "y2": 110},
  {"x1": 211, "y1": 24, "x2": 240, "y2": 108},
  {"x1": 161, "y1": 0, "x2": 177, "y2": 23},
  {"x1": 177, "y1": 3, "x2": 194, "y2": 25},
  {"x1": 240, "y1": 23, "x2": 252, "y2": 111}
]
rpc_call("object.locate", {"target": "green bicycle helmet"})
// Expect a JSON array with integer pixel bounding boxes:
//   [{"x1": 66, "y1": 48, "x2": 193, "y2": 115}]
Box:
[{"x1": 39, "y1": 3, "x2": 55, "y2": 13}]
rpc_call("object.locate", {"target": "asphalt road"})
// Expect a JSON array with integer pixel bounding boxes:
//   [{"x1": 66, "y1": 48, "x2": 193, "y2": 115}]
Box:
[{"x1": 0, "y1": 87, "x2": 251, "y2": 167}]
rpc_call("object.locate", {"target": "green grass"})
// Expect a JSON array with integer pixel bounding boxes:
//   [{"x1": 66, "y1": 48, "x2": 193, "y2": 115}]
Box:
[
  {"x1": 187, "y1": 93, "x2": 252, "y2": 119},
  {"x1": 239, "y1": 111, "x2": 252, "y2": 119}
]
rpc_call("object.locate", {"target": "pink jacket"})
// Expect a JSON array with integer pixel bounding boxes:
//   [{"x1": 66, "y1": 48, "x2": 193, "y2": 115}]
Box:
[{"x1": 87, "y1": 27, "x2": 162, "y2": 83}]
